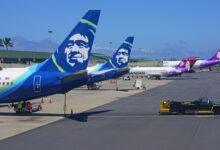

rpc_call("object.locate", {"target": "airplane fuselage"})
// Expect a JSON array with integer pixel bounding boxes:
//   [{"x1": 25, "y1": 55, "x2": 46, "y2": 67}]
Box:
[
  {"x1": 0, "y1": 65, "x2": 88, "y2": 103},
  {"x1": 163, "y1": 59, "x2": 220, "y2": 70},
  {"x1": 192, "y1": 59, "x2": 220, "y2": 69},
  {"x1": 129, "y1": 67, "x2": 182, "y2": 77}
]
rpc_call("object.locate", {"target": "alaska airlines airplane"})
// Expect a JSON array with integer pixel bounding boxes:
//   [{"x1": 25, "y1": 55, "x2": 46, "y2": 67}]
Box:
[
  {"x1": 87, "y1": 37, "x2": 134, "y2": 89},
  {"x1": 129, "y1": 57, "x2": 197, "y2": 80},
  {"x1": 0, "y1": 10, "x2": 100, "y2": 104},
  {"x1": 163, "y1": 50, "x2": 220, "y2": 71}
]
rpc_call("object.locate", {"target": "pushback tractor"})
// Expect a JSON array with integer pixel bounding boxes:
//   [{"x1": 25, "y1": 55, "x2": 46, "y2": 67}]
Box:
[{"x1": 159, "y1": 97, "x2": 220, "y2": 115}]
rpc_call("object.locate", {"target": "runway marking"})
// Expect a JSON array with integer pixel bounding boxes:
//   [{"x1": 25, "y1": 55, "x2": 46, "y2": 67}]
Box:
[
  {"x1": 195, "y1": 115, "x2": 215, "y2": 118},
  {"x1": 90, "y1": 115, "x2": 157, "y2": 118},
  {"x1": 89, "y1": 115, "x2": 217, "y2": 118}
]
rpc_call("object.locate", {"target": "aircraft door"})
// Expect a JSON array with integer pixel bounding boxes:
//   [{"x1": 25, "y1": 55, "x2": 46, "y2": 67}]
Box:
[{"x1": 33, "y1": 75, "x2": 41, "y2": 93}]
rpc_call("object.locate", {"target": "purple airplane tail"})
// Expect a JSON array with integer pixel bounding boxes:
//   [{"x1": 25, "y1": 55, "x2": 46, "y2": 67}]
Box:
[
  {"x1": 175, "y1": 57, "x2": 199, "y2": 71},
  {"x1": 209, "y1": 49, "x2": 220, "y2": 60}
]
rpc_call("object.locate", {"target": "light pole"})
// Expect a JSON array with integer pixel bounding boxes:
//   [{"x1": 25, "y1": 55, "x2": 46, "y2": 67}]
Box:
[
  {"x1": 48, "y1": 30, "x2": 53, "y2": 56},
  {"x1": 109, "y1": 41, "x2": 112, "y2": 51}
]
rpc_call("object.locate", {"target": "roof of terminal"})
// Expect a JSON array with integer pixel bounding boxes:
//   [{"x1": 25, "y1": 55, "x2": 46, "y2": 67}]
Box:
[{"x1": 0, "y1": 50, "x2": 50, "y2": 59}]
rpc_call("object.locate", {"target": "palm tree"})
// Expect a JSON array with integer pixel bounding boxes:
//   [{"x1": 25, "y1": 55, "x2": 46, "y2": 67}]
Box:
[{"x1": 2, "y1": 38, "x2": 13, "y2": 50}]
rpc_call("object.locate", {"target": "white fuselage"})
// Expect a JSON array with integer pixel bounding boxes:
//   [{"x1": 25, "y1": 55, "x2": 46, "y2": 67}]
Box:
[
  {"x1": 129, "y1": 66, "x2": 179, "y2": 77},
  {"x1": 163, "y1": 60, "x2": 208, "y2": 70},
  {"x1": 191, "y1": 60, "x2": 208, "y2": 69},
  {"x1": 0, "y1": 68, "x2": 29, "y2": 88}
]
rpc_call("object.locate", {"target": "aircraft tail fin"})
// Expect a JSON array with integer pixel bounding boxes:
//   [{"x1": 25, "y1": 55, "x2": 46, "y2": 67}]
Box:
[
  {"x1": 175, "y1": 57, "x2": 199, "y2": 71},
  {"x1": 209, "y1": 49, "x2": 220, "y2": 60},
  {"x1": 39, "y1": 10, "x2": 100, "y2": 73},
  {"x1": 109, "y1": 36, "x2": 134, "y2": 69}
]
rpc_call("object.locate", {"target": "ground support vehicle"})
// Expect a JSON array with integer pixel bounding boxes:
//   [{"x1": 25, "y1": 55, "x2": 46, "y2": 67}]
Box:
[
  {"x1": 87, "y1": 82, "x2": 102, "y2": 90},
  {"x1": 14, "y1": 102, "x2": 42, "y2": 114},
  {"x1": 159, "y1": 97, "x2": 220, "y2": 115}
]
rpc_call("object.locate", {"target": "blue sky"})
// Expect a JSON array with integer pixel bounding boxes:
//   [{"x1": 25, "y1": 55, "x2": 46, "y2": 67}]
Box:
[{"x1": 1, "y1": 0, "x2": 220, "y2": 59}]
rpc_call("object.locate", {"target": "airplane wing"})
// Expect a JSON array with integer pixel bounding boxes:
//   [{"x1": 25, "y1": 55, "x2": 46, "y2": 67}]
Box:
[
  {"x1": 89, "y1": 68, "x2": 114, "y2": 75},
  {"x1": 90, "y1": 67, "x2": 129, "y2": 76},
  {"x1": 60, "y1": 70, "x2": 88, "y2": 81},
  {"x1": 115, "y1": 67, "x2": 129, "y2": 73}
]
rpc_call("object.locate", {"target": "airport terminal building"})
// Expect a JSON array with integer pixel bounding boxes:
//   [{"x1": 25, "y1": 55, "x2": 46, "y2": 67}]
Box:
[{"x1": 0, "y1": 50, "x2": 50, "y2": 64}]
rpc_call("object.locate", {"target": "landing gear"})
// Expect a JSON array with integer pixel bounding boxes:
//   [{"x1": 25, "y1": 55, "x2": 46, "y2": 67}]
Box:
[
  {"x1": 146, "y1": 75, "x2": 161, "y2": 80},
  {"x1": 87, "y1": 83, "x2": 101, "y2": 90},
  {"x1": 155, "y1": 76, "x2": 161, "y2": 80},
  {"x1": 115, "y1": 79, "x2": 118, "y2": 91},
  {"x1": 63, "y1": 93, "x2": 67, "y2": 116}
]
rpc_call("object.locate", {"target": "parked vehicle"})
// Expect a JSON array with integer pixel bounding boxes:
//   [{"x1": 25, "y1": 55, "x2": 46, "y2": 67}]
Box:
[{"x1": 159, "y1": 97, "x2": 220, "y2": 115}]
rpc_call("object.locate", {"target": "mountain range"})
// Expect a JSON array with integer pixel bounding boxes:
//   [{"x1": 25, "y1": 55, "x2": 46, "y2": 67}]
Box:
[{"x1": 1, "y1": 36, "x2": 213, "y2": 60}]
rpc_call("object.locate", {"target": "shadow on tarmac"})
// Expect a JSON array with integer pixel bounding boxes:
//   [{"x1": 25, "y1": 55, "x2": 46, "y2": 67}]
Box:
[
  {"x1": 68, "y1": 109, "x2": 113, "y2": 122},
  {"x1": 165, "y1": 77, "x2": 198, "y2": 80},
  {"x1": 0, "y1": 109, "x2": 113, "y2": 122},
  {"x1": 97, "y1": 89, "x2": 145, "y2": 92},
  {"x1": 0, "y1": 112, "x2": 65, "y2": 117},
  {"x1": 74, "y1": 88, "x2": 138, "y2": 92}
]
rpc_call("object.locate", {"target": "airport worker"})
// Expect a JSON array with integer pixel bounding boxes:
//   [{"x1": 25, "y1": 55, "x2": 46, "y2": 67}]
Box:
[
  {"x1": 26, "y1": 102, "x2": 32, "y2": 110},
  {"x1": 17, "y1": 101, "x2": 22, "y2": 112}
]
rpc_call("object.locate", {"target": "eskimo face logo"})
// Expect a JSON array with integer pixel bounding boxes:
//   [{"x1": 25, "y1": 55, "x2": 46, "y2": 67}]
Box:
[
  {"x1": 115, "y1": 48, "x2": 129, "y2": 65},
  {"x1": 65, "y1": 34, "x2": 90, "y2": 67}
]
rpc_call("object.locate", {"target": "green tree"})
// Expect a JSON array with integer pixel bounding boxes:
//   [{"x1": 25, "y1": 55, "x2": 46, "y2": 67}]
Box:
[
  {"x1": 2, "y1": 38, "x2": 13, "y2": 50},
  {"x1": 0, "y1": 38, "x2": 3, "y2": 47}
]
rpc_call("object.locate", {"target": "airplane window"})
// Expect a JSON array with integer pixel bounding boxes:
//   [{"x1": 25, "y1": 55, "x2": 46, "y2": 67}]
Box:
[
  {"x1": 3, "y1": 82, "x2": 5, "y2": 85},
  {"x1": 7, "y1": 82, "x2": 9, "y2": 85}
]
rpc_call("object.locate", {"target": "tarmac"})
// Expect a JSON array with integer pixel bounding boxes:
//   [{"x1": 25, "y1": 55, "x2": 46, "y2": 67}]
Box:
[
  {"x1": 1, "y1": 72, "x2": 220, "y2": 150},
  {"x1": 0, "y1": 78, "x2": 171, "y2": 140}
]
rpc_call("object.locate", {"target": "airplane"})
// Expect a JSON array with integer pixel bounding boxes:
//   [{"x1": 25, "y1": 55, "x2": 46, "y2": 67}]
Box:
[
  {"x1": 163, "y1": 49, "x2": 220, "y2": 71},
  {"x1": 192, "y1": 49, "x2": 220, "y2": 71},
  {"x1": 87, "y1": 37, "x2": 134, "y2": 89},
  {"x1": 129, "y1": 57, "x2": 198, "y2": 80},
  {"x1": 0, "y1": 10, "x2": 100, "y2": 114}
]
